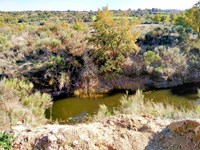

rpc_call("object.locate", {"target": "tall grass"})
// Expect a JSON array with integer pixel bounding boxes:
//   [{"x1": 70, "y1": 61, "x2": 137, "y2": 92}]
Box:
[{"x1": 91, "y1": 90, "x2": 200, "y2": 122}]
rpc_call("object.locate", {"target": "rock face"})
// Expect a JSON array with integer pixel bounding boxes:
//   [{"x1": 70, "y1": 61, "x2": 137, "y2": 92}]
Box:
[{"x1": 11, "y1": 115, "x2": 200, "y2": 150}]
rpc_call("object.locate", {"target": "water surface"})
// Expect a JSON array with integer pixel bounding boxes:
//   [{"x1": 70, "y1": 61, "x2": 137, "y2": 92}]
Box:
[{"x1": 48, "y1": 89, "x2": 198, "y2": 123}]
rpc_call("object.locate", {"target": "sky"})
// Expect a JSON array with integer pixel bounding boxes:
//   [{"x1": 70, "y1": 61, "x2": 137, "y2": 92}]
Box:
[{"x1": 0, "y1": 0, "x2": 198, "y2": 11}]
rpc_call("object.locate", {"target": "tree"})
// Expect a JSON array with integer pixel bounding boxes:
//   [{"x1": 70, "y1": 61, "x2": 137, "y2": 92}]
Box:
[
  {"x1": 153, "y1": 14, "x2": 162, "y2": 23},
  {"x1": 185, "y1": 2, "x2": 200, "y2": 37},
  {"x1": 170, "y1": 13, "x2": 176, "y2": 24},
  {"x1": 175, "y1": 12, "x2": 187, "y2": 27},
  {"x1": 175, "y1": 2, "x2": 200, "y2": 37},
  {"x1": 89, "y1": 7, "x2": 140, "y2": 77},
  {"x1": 161, "y1": 15, "x2": 169, "y2": 23}
]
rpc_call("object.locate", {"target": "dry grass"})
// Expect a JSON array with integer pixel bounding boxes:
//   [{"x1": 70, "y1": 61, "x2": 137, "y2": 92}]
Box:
[{"x1": 91, "y1": 90, "x2": 200, "y2": 122}]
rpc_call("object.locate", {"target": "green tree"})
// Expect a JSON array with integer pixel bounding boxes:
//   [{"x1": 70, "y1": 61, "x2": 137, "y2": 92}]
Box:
[
  {"x1": 161, "y1": 15, "x2": 169, "y2": 23},
  {"x1": 89, "y1": 7, "x2": 139, "y2": 77},
  {"x1": 170, "y1": 13, "x2": 176, "y2": 24},
  {"x1": 175, "y1": 12, "x2": 187, "y2": 27},
  {"x1": 185, "y1": 2, "x2": 200, "y2": 37},
  {"x1": 153, "y1": 14, "x2": 162, "y2": 23}
]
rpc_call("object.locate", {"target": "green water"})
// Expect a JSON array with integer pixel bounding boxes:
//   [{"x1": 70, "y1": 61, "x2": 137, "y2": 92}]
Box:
[
  {"x1": 49, "y1": 89, "x2": 198, "y2": 123},
  {"x1": 144, "y1": 90, "x2": 198, "y2": 109},
  {"x1": 49, "y1": 93, "x2": 123, "y2": 122}
]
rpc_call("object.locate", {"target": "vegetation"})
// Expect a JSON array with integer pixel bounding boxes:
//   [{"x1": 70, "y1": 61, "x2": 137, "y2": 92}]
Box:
[
  {"x1": 89, "y1": 7, "x2": 139, "y2": 77},
  {"x1": 91, "y1": 90, "x2": 200, "y2": 122},
  {"x1": 0, "y1": 78, "x2": 52, "y2": 130},
  {"x1": 0, "y1": 1, "x2": 199, "y2": 136},
  {"x1": 175, "y1": 2, "x2": 200, "y2": 37},
  {"x1": 0, "y1": 4, "x2": 199, "y2": 96},
  {"x1": 0, "y1": 8, "x2": 181, "y2": 26},
  {"x1": 0, "y1": 132, "x2": 13, "y2": 150}
]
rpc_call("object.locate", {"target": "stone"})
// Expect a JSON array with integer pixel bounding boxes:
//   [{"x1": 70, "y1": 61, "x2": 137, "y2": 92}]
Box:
[
  {"x1": 72, "y1": 140, "x2": 79, "y2": 146},
  {"x1": 48, "y1": 135, "x2": 57, "y2": 143},
  {"x1": 17, "y1": 121, "x2": 22, "y2": 125},
  {"x1": 11, "y1": 125, "x2": 27, "y2": 132},
  {"x1": 50, "y1": 128, "x2": 58, "y2": 134},
  {"x1": 195, "y1": 126, "x2": 200, "y2": 139},
  {"x1": 168, "y1": 120, "x2": 200, "y2": 135}
]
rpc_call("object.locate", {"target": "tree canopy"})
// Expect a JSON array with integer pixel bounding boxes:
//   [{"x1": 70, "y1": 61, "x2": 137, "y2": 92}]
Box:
[
  {"x1": 185, "y1": 2, "x2": 200, "y2": 37},
  {"x1": 89, "y1": 7, "x2": 140, "y2": 77}
]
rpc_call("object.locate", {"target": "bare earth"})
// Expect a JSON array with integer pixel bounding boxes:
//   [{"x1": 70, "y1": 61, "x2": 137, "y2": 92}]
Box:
[{"x1": 11, "y1": 114, "x2": 200, "y2": 150}]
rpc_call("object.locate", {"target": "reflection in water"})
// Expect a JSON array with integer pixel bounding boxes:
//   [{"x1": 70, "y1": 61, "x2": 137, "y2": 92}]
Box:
[{"x1": 47, "y1": 89, "x2": 198, "y2": 123}]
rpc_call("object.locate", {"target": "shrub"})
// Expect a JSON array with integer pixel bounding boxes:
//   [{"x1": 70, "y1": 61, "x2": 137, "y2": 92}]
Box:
[
  {"x1": 21, "y1": 92, "x2": 52, "y2": 116},
  {"x1": 48, "y1": 56, "x2": 65, "y2": 71},
  {"x1": 0, "y1": 132, "x2": 13, "y2": 150},
  {"x1": 154, "y1": 46, "x2": 187, "y2": 76},
  {"x1": 0, "y1": 78, "x2": 52, "y2": 129},
  {"x1": 49, "y1": 25, "x2": 59, "y2": 33},
  {"x1": 58, "y1": 72, "x2": 70, "y2": 90},
  {"x1": 144, "y1": 51, "x2": 161, "y2": 65},
  {"x1": 73, "y1": 20, "x2": 84, "y2": 31},
  {"x1": 92, "y1": 105, "x2": 112, "y2": 121},
  {"x1": 5, "y1": 78, "x2": 33, "y2": 97},
  {"x1": 145, "y1": 32, "x2": 153, "y2": 41},
  {"x1": 174, "y1": 25, "x2": 184, "y2": 35},
  {"x1": 61, "y1": 21, "x2": 70, "y2": 28},
  {"x1": 91, "y1": 90, "x2": 200, "y2": 122},
  {"x1": 160, "y1": 35, "x2": 173, "y2": 45},
  {"x1": 40, "y1": 31, "x2": 48, "y2": 38},
  {"x1": 35, "y1": 37, "x2": 51, "y2": 48},
  {"x1": 51, "y1": 38, "x2": 61, "y2": 47},
  {"x1": 0, "y1": 44, "x2": 3, "y2": 51},
  {"x1": 39, "y1": 21, "x2": 45, "y2": 26},
  {"x1": 185, "y1": 27, "x2": 193, "y2": 34},
  {"x1": 176, "y1": 35, "x2": 184, "y2": 42}
]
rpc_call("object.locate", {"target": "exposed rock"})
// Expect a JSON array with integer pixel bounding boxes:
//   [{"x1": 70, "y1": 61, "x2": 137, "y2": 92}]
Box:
[
  {"x1": 168, "y1": 119, "x2": 200, "y2": 135},
  {"x1": 145, "y1": 119, "x2": 200, "y2": 150},
  {"x1": 11, "y1": 115, "x2": 200, "y2": 150},
  {"x1": 11, "y1": 125, "x2": 27, "y2": 133},
  {"x1": 11, "y1": 115, "x2": 171, "y2": 150},
  {"x1": 195, "y1": 126, "x2": 200, "y2": 139},
  {"x1": 48, "y1": 135, "x2": 57, "y2": 143}
]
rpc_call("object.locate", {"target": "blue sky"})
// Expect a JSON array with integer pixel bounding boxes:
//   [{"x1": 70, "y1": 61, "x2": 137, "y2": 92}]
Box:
[{"x1": 0, "y1": 0, "x2": 198, "y2": 11}]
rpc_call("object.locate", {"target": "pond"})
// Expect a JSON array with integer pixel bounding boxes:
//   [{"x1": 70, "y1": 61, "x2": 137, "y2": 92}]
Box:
[{"x1": 46, "y1": 86, "x2": 199, "y2": 124}]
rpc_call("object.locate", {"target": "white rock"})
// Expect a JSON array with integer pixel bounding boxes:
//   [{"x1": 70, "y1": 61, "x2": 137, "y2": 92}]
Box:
[
  {"x1": 17, "y1": 121, "x2": 22, "y2": 125},
  {"x1": 12, "y1": 126, "x2": 27, "y2": 132},
  {"x1": 79, "y1": 135, "x2": 84, "y2": 139},
  {"x1": 48, "y1": 135, "x2": 57, "y2": 143},
  {"x1": 72, "y1": 140, "x2": 79, "y2": 146},
  {"x1": 50, "y1": 128, "x2": 58, "y2": 134}
]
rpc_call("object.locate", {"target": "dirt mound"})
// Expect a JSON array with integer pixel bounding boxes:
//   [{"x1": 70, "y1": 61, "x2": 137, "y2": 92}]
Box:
[
  {"x1": 11, "y1": 115, "x2": 200, "y2": 150},
  {"x1": 146, "y1": 119, "x2": 200, "y2": 150}
]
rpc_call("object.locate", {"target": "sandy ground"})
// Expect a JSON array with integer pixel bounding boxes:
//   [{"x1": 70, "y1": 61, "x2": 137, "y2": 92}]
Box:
[{"x1": 11, "y1": 114, "x2": 200, "y2": 150}]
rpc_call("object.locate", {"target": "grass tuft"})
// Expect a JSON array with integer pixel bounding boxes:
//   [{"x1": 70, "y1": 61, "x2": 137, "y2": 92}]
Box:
[{"x1": 91, "y1": 90, "x2": 200, "y2": 122}]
